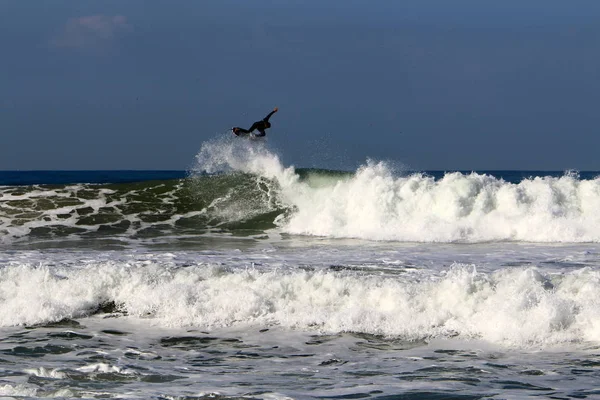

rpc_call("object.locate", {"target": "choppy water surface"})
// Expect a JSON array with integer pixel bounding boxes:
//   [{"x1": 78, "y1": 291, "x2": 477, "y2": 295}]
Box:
[
  {"x1": 2, "y1": 139, "x2": 600, "y2": 398},
  {"x1": 0, "y1": 242, "x2": 599, "y2": 399}
]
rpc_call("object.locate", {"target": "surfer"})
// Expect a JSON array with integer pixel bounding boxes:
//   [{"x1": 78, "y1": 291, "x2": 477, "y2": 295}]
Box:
[{"x1": 232, "y1": 107, "x2": 278, "y2": 137}]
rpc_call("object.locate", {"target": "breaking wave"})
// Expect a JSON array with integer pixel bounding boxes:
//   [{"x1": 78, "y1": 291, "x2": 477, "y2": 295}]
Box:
[
  {"x1": 2, "y1": 259, "x2": 600, "y2": 348},
  {"x1": 2, "y1": 136, "x2": 600, "y2": 244}
]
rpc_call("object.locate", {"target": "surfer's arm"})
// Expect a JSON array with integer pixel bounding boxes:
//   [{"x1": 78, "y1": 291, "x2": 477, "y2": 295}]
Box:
[{"x1": 263, "y1": 107, "x2": 278, "y2": 122}]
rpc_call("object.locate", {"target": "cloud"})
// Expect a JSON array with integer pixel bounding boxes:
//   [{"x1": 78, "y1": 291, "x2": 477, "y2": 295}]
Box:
[{"x1": 51, "y1": 15, "x2": 131, "y2": 49}]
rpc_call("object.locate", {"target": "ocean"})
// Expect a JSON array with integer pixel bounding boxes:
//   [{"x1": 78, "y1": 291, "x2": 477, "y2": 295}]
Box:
[{"x1": 1, "y1": 137, "x2": 600, "y2": 399}]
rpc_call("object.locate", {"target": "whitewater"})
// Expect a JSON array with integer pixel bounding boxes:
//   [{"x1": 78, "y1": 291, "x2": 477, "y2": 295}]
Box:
[
  {"x1": 194, "y1": 137, "x2": 600, "y2": 243},
  {"x1": 1, "y1": 137, "x2": 600, "y2": 399}
]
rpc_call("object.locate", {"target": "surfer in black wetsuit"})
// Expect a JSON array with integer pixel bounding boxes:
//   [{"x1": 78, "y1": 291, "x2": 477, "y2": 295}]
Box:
[{"x1": 232, "y1": 107, "x2": 278, "y2": 137}]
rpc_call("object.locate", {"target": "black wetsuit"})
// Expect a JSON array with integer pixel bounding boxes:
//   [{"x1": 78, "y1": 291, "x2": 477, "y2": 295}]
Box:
[{"x1": 234, "y1": 109, "x2": 277, "y2": 137}]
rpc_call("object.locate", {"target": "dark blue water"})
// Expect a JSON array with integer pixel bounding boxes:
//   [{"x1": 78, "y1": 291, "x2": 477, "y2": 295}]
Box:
[
  {"x1": 0, "y1": 170, "x2": 187, "y2": 185},
  {"x1": 1, "y1": 170, "x2": 598, "y2": 186}
]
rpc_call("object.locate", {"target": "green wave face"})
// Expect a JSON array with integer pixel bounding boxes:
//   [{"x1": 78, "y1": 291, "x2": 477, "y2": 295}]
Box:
[{"x1": 0, "y1": 174, "x2": 293, "y2": 246}]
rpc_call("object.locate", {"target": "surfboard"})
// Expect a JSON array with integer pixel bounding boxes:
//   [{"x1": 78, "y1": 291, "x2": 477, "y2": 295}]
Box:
[
  {"x1": 232, "y1": 128, "x2": 263, "y2": 139},
  {"x1": 232, "y1": 127, "x2": 245, "y2": 137}
]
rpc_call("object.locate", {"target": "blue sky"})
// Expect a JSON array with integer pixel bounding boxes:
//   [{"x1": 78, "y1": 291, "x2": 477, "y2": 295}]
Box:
[{"x1": 2, "y1": 0, "x2": 600, "y2": 171}]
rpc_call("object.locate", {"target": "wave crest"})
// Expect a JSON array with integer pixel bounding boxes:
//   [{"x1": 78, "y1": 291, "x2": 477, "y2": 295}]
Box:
[{"x1": 2, "y1": 139, "x2": 600, "y2": 244}]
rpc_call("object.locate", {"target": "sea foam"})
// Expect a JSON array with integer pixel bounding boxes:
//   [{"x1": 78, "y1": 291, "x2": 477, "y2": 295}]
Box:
[
  {"x1": 1, "y1": 260, "x2": 600, "y2": 348},
  {"x1": 194, "y1": 141, "x2": 600, "y2": 243}
]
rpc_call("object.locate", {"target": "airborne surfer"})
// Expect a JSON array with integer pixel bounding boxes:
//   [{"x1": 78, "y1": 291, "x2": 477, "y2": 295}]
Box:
[{"x1": 232, "y1": 107, "x2": 278, "y2": 138}]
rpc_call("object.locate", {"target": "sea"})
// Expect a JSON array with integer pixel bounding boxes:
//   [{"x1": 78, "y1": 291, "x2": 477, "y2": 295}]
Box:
[{"x1": 1, "y1": 137, "x2": 600, "y2": 399}]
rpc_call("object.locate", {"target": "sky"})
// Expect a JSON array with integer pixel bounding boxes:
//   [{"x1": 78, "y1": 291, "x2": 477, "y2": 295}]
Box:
[{"x1": 1, "y1": 0, "x2": 600, "y2": 171}]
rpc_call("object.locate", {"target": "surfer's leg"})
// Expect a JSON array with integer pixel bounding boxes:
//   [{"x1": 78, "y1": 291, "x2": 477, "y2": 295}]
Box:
[
  {"x1": 248, "y1": 121, "x2": 262, "y2": 133},
  {"x1": 254, "y1": 129, "x2": 266, "y2": 137},
  {"x1": 234, "y1": 121, "x2": 262, "y2": 135}
]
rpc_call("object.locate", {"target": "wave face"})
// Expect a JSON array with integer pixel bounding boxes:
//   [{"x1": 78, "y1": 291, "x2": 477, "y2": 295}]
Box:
[
  {"x1": 0, "y1": 174, "x2": 286, "y2": 246},
  {"x1": 2, "y1": 137, "x2": 600, "y2": 244}
]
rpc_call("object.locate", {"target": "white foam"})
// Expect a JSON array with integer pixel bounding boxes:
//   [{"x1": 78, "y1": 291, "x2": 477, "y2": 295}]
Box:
[
  {"x1": 284, "y1": 163, "x2": 600, "y2": 242},
  {"x1": 193, "y1": 143, "x2": 600, "y2": 243},
  {"x1": 24, "y1": 367, "x2": 67, "y2": 379},
  {"x1": 77, "y1": 363, "x2": 135, "y2": 375},
  {"x1": 1, "y1": 259, "x2": 600, "y2": 348},
  {"x1": 0, "y1": 384, "x2": 37, "y2": 397},
  {"x1": 194, "y1": 137, "x2": 297, "y2": 185}
]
